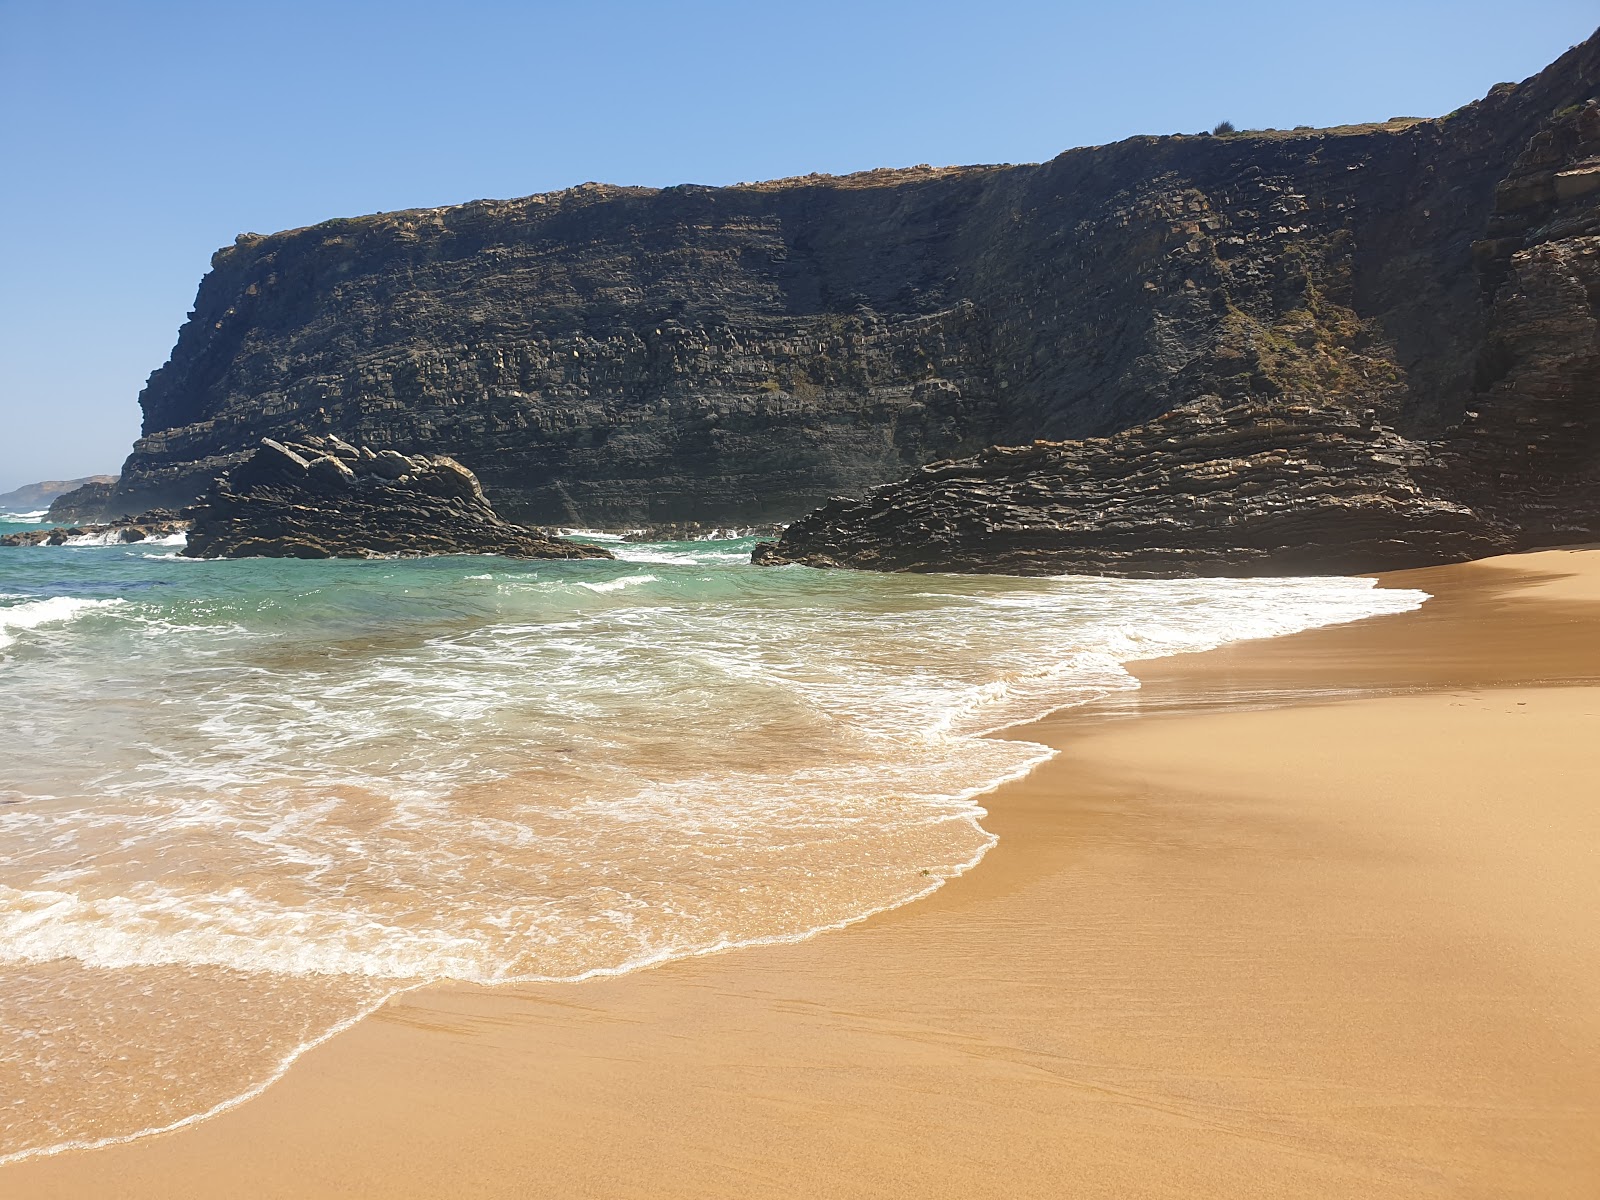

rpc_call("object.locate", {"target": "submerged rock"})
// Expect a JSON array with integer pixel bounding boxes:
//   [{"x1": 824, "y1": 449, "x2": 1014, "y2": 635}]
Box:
[
  {"x1": 181, "y1": 437, "x2": 614, "y2": 561},
  {"x1": 1, "y1": 510, "x2": 189, "y2": 548}
]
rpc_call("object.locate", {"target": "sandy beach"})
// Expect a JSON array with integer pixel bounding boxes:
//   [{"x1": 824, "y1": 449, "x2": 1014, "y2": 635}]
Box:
[{"x1": 6, "y1": 547, "x2": 1599, "y2": 1199}]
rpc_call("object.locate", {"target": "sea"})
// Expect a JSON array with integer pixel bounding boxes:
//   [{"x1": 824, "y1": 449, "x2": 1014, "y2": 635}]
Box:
[{"x1": 0, "y1": 509, "x2": 1429, "y2": 1162}]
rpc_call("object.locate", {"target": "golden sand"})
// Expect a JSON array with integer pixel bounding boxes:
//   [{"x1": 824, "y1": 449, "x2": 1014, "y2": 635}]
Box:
[{"x1": 6, "y1": 548, "x2": 1599, "y2": 1198}]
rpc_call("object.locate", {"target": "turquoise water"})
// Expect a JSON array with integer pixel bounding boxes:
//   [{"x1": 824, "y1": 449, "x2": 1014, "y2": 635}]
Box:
[{"x1": 0, "y1": 515, "x2": 1428, "y2": 1160}]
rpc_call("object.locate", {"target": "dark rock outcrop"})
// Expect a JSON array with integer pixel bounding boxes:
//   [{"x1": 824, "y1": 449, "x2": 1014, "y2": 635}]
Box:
[
  {"x1": 756, "y1": 92, "x2": 1600, "y2": 577},
  {"x1": 180, "y1": 437, "x2": 614, "y2": 560},
  {"x1": 1, "y1": 510, "x2": 188, "y2": 548},
  {"x1": 44, "y1": 479, "x2": 120, "y2": 524},
  {"x1": 0, "y1": 476, "x2": 117, "y2": 515},
  {"x1": 1454, "y1": 97, "x2": 1600, "y2": 543},
  {"x1": 71, "y1": 33, "x2": 1600, "y2": 537},
  {"x1": 751, "y1": 402, "x2": 1508, "y2": 576}
]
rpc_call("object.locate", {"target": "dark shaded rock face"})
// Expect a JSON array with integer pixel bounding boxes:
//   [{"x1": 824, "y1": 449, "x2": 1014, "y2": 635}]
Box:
[
  {"x1": 181, "y1": 437, "x2": 614, "y2": 561},
  {"x1": 751, "y1": 402, "x2": 1509, "y2": 576},
  {"x1": 0, "y1": 476, "x2": 117, "y2": 514},
  {"x1": 1, "y1": 511, "x2": 187, "y2": 548},
  {"x1": 758, "y1": 90, "x2": 1600, "y2": 578},
  {"x1": 67, "y1": 33, "x2": 1597, "y2": 538},
  {"x1": 45, "y1": 479, "x2": 120, "y2": 524}
]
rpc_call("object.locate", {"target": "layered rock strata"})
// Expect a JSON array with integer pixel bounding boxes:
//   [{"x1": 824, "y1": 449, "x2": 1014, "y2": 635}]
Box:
[
  {"x1": 58, "y1": 33, "x2": 1600, "y2": 539},
  {"x1": 1455, "y1": 96, "x2": 1600, "y2": 542},
  {"x1": 750, "y1": 402, "x2": 1507, "y2": 576},
  {"x1": 181, "y1": 437, "x2": 613, "y2": 560},
  {"x1": 756, "y1": 94, "x2": 1600, "y2": 577}
]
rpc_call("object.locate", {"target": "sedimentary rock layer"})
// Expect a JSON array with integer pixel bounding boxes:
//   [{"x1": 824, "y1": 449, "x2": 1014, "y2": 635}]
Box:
[
  {"x1": 751, "y1": 401, "x2": 1507, "y2": 576},
  {"x1": 181, "y1": 437, "x2": 613, "y2": 560},
  {"x1": 63, "y1": 33, "x2": 1599, "y2": 537}
]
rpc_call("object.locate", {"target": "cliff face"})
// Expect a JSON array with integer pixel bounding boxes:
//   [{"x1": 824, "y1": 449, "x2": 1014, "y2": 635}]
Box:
[
  {"x1": 758, "y1": 91, "x2": 1600, "y2": 577},
  {"x1": 86, "y1": 33, "x2": 1598, "y2": 535},
  {"x1": 1455, "y1": 97, "x2": 1600, "y2": 540}
]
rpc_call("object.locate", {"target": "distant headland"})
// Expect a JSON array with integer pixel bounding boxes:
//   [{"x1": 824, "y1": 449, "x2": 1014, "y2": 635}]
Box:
[{"x1": 0, "y1": 476, "x2": 116, "y2": 514}]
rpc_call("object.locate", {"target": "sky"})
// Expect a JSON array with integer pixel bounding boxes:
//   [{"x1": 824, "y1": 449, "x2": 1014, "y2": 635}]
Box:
[{"x1": 0, "y1": 1, "x2": 1594, "y2": 492}]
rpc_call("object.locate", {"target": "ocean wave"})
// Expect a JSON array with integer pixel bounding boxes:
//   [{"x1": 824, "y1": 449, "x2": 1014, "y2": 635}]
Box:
[
  {"x1": 576, "y1": 573, "x2": 659, "y2": 593},
  {"x1": 0, "y1": 510, "x2": 48, "y2": 523},
  {"x1": 558, "y1": 528, "x2": 627, "y2": 542},
  {"x1": 60, "y1": 530, "x2": 187, "y2": 549},
  {"x1": 0, "y1": 597, "x2": 126, "y2": 650},
  {"x1": 0, "y1": 554, "x2": 1430, "y2": 1164},
  {"x1": 609, "y1": 545, "x2": 751, "y2": 565}
]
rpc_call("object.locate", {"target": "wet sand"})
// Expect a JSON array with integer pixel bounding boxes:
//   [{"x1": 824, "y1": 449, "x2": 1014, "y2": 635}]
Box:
[{"x1": 7, "y1": 548, "x2": 1599, "y2": 1198}]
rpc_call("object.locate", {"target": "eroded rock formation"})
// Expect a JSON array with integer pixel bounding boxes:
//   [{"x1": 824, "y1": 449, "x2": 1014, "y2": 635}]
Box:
[{"x1": 181, "y1": 437, "x2": 614, "y2": 560}]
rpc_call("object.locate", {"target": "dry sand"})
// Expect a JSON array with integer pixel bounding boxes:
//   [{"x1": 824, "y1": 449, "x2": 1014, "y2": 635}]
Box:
[{"x1": 7, "y1": 548, "x2": 1600, "y2": 1198}]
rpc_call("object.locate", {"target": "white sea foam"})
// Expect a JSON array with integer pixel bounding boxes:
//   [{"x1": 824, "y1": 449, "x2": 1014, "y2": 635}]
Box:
[
  {"x1": 60, "y1": 530, "x2": 187, "y2": 548},
  {"x1": 576, "y1": 573, "x2": 659, "y2": 593},
  {"x1": 0, "y1": 510, "x2": 48, "y2": 523},
  {"x1": 0, "y1": 554, "x2": 1430, "y2": 1164},
  {"x1": 558, "y1": 528, "x2": 628, "y2": 541},
  {"x1": 0, "y1": 597, "x2": 125, "y2": 650},
  {"x1": 0, "y1": 574, "x2": 1425, "y2": 979},
  {"x1": 610, "y1": 545, "x2": 751, "y2": 565}
]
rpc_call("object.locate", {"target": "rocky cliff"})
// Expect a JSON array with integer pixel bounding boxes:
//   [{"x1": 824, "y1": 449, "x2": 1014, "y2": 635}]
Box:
[
  {"x1": 758, "y1": 92, "x2": 1600, "y2": 577},
  {"x1": 68, "y1": 33, "x2": 1599, "y2": 556}
]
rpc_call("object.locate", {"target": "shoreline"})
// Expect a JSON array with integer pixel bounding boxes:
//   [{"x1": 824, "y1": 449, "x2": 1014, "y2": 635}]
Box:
[
  {"x1": 0, "y1": 559, "x2": 1417, "y2": 1169},
  {"x1": 6, "y1": 547, "x2": 1599, "y2": 1197}
]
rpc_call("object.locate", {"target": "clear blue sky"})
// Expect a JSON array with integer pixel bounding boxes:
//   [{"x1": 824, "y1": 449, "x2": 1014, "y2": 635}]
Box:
[{"x1": 0, "y1": 1, "x2": 1594, "y2": 492}]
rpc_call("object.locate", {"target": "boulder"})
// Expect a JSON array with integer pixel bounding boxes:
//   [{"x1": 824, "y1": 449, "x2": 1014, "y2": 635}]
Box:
[{"x1": 180, "y1": 437, "x2": 614, "y2": 561}]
